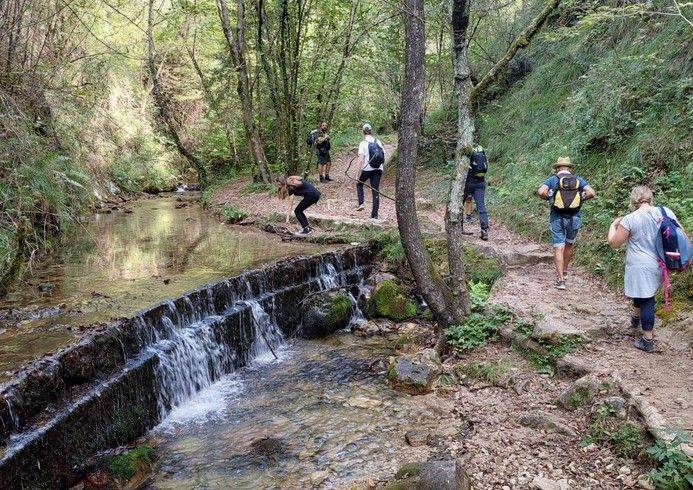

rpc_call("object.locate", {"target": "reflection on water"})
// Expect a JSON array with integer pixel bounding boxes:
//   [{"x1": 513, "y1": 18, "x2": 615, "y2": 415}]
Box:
[
  {"x1": 148, "y1": 334, "x2": 455, "y2": 489},
  {"x1": 0, "y1": 197, "x2": 317, "y2": 380}
]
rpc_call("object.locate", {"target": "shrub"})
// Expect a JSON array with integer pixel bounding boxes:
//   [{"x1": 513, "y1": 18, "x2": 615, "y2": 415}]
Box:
[
  {"x1": 585, "y1": 404, "x2": 645, "y2": 459},
  {"x1": 445, "y1": 307, "x2": 511, "y2": 353},
  {"x1": 469, "y1": 281, "x2": 490, "y2": 312},
  {"x1": 647, "y1": 438, "x2": 693, "y2": 490},
  {"x1": 221, "y1": 205, "x2": 248, "y2": 224}
]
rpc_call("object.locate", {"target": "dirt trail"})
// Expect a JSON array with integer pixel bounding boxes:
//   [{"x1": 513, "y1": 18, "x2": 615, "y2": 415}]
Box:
[{"x1": 213, "y1": 146, "x2": 692, "y2": 441}]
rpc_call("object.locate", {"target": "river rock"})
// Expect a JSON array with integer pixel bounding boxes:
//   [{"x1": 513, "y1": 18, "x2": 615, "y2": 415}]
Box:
[
  {"x1": 405, "y1": 429, "x2": 429, "y2": 447},
  {"x1": 517, "y1": 410, "x2": 577, "y2": 437},
  {"x1": 531, "y1": 476, "x2": 569, "y2": 490},
  {"x1": 388, "y1": 349, "x2": 441, "y2": 395},
  {"x1": 389, "y1": 459, "x2": 471, "y2": 490},
  {"x1": 369, "y1": 280, "x2": 417, "y2": 322},
  {"x1": 300, "y1": 290, "x2": 356, "y2": 338},
  {"x1": 557, "y1": 374, "x2": 602, "y2": 410}
]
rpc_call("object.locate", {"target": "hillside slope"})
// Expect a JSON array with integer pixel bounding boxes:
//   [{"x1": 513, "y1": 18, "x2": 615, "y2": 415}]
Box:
[{"x1": 475, "y1": 7, "x2": 692, "y2": 314}]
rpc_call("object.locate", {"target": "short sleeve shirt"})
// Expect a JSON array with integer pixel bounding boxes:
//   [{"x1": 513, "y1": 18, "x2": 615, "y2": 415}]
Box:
[
  {"x1": 619, "y1": 206, "x2": 676, "y2": 298},
  {"x1": 358, "y1": 136, "x2": 385, "y2": 171}
]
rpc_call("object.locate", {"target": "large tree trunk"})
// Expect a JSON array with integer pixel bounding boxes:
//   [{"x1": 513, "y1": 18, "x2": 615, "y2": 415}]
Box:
[
  {"x1": 443, "y1": 0, "x2": 474, "y2": 321},
  {"x1": 397, "y1": 0, "x2": 455, "y2": 330},
  {"x1": 147, "y1": 0, "x2": 207, "y2": 185},
  {"x1": 217, "y1": 0, "x2": 272, "y2": 183}
]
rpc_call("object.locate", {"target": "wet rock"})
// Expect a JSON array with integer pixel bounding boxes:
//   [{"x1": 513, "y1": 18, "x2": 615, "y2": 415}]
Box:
[
  {"x1": 531, "y1": 476, "x2": 569, "y2": 490},
  {"x1": 388, "y1": 349, "x2": 441, "y2": 395},
  {"x1": 517, "y1": 410, "x2": 577, "y2": 437},
  {"x1": 405, "y1": 429, "x2": 428, "y2": 447},
  {"x1": 353, "y1": 320, "x2": 381, "y2": 337},
  {"x1": 300, "y1": 290, "x2": 356, "y2": 338},
  {"x1": 369, "y1": 280, "x2": 416, "y2": 322},
  {"x1": 557, "y1": 374, "x2": 602, "y2": 410}
]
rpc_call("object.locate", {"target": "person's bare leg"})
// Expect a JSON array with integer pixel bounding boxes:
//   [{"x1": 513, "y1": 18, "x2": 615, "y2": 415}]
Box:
[
  {"x1": 318, "y1": 164, "x2": 325, "y2": 180},
  {"x1": 563, "y1": 243, "x2": 574, "y2": 275},
  {"x1": 465, "y1": 199, "x2": 473, "y2": 216},
  {"x1": 554, "y1": 246, "x2": 565, "y2": 282}
]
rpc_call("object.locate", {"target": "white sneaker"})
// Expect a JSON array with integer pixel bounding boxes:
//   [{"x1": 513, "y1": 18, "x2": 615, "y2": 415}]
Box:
[
  {"x1": 369, "y1": 216, "x2": 383, "y2": 223},
  {"x1": 356, "y1": 204, "x2": 365, "y2": 211}
]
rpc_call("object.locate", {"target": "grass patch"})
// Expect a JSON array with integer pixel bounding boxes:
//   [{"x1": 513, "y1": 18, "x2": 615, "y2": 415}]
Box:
[
  {"x1": 457, "y1": 360, "x2": 511, "y2": 385},
  {"x1": 107, "y1": 444, "x2": 153, "y2": 480},
  {"x1": 513, "y1": 334, "x2": 583, "y2": 375},
  {"x1": 584, "y1": 404, "x2": 645, "y2": 459}
]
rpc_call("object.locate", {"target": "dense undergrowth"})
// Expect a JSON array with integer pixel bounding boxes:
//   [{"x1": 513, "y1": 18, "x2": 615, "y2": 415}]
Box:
[{"x1": 421, "y1": 5, "x2": 692, "y2": 320}]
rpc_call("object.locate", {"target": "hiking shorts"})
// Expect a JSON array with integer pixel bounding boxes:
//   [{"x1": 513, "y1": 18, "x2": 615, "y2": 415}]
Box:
[
  {"x1": 316, "y1": 152, "x2": 330, "y2": 165},
  {"x1": 550, "y1": 212, "x2": 581, "y2": 247}
]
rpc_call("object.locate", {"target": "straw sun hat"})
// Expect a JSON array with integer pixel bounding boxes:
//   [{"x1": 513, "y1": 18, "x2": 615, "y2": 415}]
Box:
[{"x1": 552, "y1": 156, "x2": 574, "y2": 170}]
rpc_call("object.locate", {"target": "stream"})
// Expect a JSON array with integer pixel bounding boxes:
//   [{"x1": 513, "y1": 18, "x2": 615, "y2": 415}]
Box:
[
  {"x1": 147, "y1": 333, "x2": 454, "y2": 489},
  {"x1": 0, "y1": 195, "x2": 317, "y2": 381}
]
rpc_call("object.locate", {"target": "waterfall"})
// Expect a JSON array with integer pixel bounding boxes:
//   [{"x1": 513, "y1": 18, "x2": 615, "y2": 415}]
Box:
[
  {"x1": 318, "y1": 262, "x2": 340, "y2": 290},
  {"x1": 243, "y1": 299, "x2": 283, "y2": 363},
  {"x1": 150, "y1": 315, "x2": 235, "y2": 418}
]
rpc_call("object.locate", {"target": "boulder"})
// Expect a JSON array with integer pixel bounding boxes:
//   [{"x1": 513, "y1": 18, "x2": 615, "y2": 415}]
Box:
[
  {"x1": 557, "y1": 374, "x2": 602, "y2": 410},
  {"x1": 388, "y1": 349, "x2": 441, "y2": 395},
  {"x1": 369, "y1": 280, "x2": 417, "y2": 322},
  {"x1": 300, "y1": 290, "x2": 356, "y2": 338},
  {"x1": 532, "y1": 320, "x2": 583, "y2": 341},
  {"x1": 517, "y1": 410, "x2": 577, "y2": 437},
  {"x1": 388, "y1": 459, "x2": 471, "y2": 490}
]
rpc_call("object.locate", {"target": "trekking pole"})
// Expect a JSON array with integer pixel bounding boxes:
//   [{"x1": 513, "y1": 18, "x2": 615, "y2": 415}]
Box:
[{"x1": 344, "y1": 157, "x2": 396, "y2": 202}]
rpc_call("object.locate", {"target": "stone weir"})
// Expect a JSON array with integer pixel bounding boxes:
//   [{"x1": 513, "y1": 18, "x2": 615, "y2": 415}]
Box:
[{"x1": 0, "y1": 245, "x2": 375, "y2": 488}]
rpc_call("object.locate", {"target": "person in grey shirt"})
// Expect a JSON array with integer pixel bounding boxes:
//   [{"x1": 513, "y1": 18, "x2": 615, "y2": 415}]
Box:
[{"x1": 607, "y1": 185, "x2": 681, "y2": 353}]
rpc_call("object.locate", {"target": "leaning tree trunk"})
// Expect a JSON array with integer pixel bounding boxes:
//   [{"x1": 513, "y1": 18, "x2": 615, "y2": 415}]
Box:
[
  {"x1": 397, "y1": 0, "x2": 456, "y2": 330},
  {"x1": 217, "y1": 0, "x2": 272, "y2": 183},
  {"x1": 443, "y1": 0, "x2": 475, "y2": 321},
  {"x1": 147, "y1": 0, "x2": 207, "y2": 185}
]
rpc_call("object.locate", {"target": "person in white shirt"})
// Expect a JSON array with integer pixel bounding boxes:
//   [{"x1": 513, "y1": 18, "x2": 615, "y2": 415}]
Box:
[{"x1": 355, "y1": 123, "x2": 385, "y2": 220}]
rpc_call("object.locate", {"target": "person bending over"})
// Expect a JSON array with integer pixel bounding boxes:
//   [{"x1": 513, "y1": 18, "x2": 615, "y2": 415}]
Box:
[
  {"x1": 355, "y1": 123, "x2": 385, "y2": 221},
  {"x1": 537, "y1": 156, "x2": 595, "y2": 290},
  {"x1": 607, "y1": 185, "x2": 684, "y2": 353},
  {"x1": 277, "y1": 175, "x2": 321, "y2": 236}
]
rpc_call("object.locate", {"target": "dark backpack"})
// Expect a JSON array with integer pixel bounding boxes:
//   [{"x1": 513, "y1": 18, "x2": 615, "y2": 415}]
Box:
[
  {"x1": 551, "y1": 174, "x2": 582, "y2": 213},
  {"x1": 470, "y1": 150, "x2": 488, "y2": 178},
  {"x1": 368, "y1": 140, "x2": 385, "y2": 168},
  {"x1": 306, "y1": 130, "x2": 317, "y2": 148}
]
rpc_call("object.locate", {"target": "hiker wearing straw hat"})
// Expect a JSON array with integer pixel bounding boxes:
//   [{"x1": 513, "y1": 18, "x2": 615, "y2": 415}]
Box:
[{"x1": 537, "y1": 156, "x2": 596, "y2": 290}]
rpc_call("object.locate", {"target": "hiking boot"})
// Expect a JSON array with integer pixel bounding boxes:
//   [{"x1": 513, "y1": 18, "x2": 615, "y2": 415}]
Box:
[
  {"x1": 465, "y1": 215, "x2": 474, "y2": 225},
  {"x1": 325, "y1": 175, "x2": 333, "y2": 182},
  {"x1": 634, "y1": 336, "x2": 655, "y2": 353},
  {"x1": 356, "y1": 204, "x2": 365, "y2": 212},
  {"x1": 481, "y1": 229, "x2": 489, "y2": 241},
  {"x1": 554, "y1": 280, "x2": 566, "y2": 290},
  {"x1": 295, "y1": 227, "x2": 312, "y2": 236}
]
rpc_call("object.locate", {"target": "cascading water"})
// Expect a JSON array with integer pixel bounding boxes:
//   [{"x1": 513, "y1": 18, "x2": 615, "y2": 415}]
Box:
[{"x1": 243, "y1": 299, "x2": 284, "y2": 362}]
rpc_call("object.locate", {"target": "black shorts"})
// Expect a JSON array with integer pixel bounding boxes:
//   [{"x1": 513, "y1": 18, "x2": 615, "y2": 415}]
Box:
[{"x1": 316, "y1": 152, "x2": 330, "y2": 165}]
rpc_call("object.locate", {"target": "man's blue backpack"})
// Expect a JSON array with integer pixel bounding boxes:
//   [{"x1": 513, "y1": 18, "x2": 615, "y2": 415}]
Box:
[{"x1": 656, "y1": 207, "x2": 691, "y2": 271}]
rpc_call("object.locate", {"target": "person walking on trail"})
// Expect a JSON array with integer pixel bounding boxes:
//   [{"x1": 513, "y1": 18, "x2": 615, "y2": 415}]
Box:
[
  {"x1": 607, "y1": 186, "x2": 688, "y2": 353},
  {"x1": 464, "y1": 144, "x2": 490, "y2": 241},
  {"x1": 277, "y1": 175, "x2": 321, "y2": 236},
  {"x1": 355, "y1": 123, "x2": 386, "y2": 221},
  {"x1": 537, "y1": 156, "x2": 595, "y2": 290},
  {"x1": 309, "y1": 122, "x2": 332, "y2": 183}
]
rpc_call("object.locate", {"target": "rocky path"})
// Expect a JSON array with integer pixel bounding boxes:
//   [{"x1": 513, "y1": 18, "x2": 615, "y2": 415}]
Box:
[{"x1": 213, "y1": 146, "x2": 692, "y2": 447}]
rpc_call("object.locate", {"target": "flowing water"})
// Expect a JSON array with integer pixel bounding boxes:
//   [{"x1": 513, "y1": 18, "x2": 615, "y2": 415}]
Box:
[
  {"x1": 147, "y1": 332, "x2": 456, "y2": 489},
  {"x1": 0, "y1": 195, "x2": 317, "y2": 380}
]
